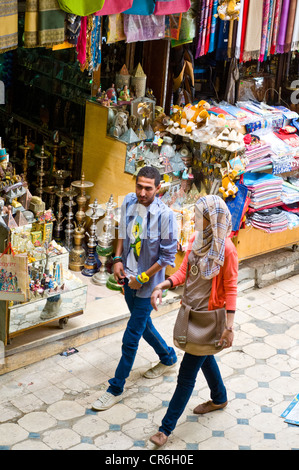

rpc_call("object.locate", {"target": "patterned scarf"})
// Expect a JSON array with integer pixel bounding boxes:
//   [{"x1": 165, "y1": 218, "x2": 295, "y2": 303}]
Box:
[
  {"x1": 0, "y1": 0, "x2": 18, "y2": 52},
  {"x1": 192, "y1": 195, "x2": 232, "y2": 280}
]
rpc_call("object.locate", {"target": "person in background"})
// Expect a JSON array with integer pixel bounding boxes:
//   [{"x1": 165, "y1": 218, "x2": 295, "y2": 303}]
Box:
[
  {"x1": 149, "y1": 195, "x2": 238, "y2": 447},
  {"x1": 92, "y1": 166, "x2": 178, "y2": 411}
]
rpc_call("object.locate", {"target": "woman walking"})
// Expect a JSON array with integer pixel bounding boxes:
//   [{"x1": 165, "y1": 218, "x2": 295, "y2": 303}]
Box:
[{"x1": 149, "y1": 195, "x2": 238, "y2": 447}]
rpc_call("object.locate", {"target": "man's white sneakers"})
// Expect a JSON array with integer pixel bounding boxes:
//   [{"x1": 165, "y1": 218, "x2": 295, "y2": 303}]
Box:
[
  {"x1": 92, "y1": 391, "x2": 123, "y2": 411},
  {"x1": 143, "y1": 361, "x2": 177, "y2": 379}
]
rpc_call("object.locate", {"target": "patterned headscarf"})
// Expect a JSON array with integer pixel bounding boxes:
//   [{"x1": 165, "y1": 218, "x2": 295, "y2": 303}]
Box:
[{"x1": 192, "y1": 195, "x2": 232, "y2": 279}]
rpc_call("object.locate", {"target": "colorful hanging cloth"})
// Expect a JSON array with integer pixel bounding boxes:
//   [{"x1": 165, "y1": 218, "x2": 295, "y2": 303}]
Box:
[
  {"x1": 239, "y1": 0, "x2": 249, "y2": 62},
  {"x1": 95, "y1": 0, "x2": 133, "y2": 16},
  {"x1": 276, "y1": 0, "x2": 290, "y2": 53},
  {"x1": 24, "y1": 0, "x2": 66, "y2": 48},
  {"x1": 154, "y1": 0, "x2": 190, "y2": 15},
  {"x1": 259, "y1": 0, "x2": 271, "y2": 62},
  {"x1": 195, "y1": 0, "x2": 205, "y2": 58},
  {"x1": 90, "y1": 15, "x2": 101, "y2": 71},
  {"x1": 291, "y1": 0, "x2": 299, "y2": 50},
  {"x1": 0, "y1": 0, "x2": 18, "y2": 52},
  {"x1": 204, "y1": 0, "x2": 214, "y2": 55},
  {"x1": 124, "y1": 0, "x2": 156, "y2": 15},
  {"x1": 199, "y1": 0, "x2": 210, "y2": 56},
  {"x1": 123, "y1": 14, "x2": 165, "y2": 42},
  {"x1": 57, "y1": 0, "x2": 105, "y2": 16},
  {"x1": 270, "y1": 0, "x2": 282, "y2": 54},
  {"x1": 242, "y1": 0, "x2": 263, "y2": 62},
  {"x1": 263, "y1": 0, "x2": 275, "y2": 59},
  {"x1": 235, "y1": 0, "x2": 245, "y2": 59},
  {"x1": 284, "y1": 0, "x2": 297, "y2": 52},
  {"x1": 208, "y1": 0, "x2": 219, "y2": 53}
]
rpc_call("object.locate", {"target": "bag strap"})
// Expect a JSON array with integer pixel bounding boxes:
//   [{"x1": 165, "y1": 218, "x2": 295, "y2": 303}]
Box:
[
  {"x1": 0, "y1": 242, "x2": 15, "y2": 257},
  {"x1": 176, "y1": 303, "x2": 191, "y2": 346}
]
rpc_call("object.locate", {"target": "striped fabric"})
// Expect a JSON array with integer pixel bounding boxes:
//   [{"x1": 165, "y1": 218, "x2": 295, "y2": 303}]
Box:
[
  {"x1": 0, "y1": 0, "x2": 18, "y2": 52},
  {"x1": 192, "y1": 195, "x2": 232, "y2": 280}
]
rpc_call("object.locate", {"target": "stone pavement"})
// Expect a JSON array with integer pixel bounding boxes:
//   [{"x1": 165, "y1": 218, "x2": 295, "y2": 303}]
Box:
[{"x1": 0, "y1": 275, "x2": 299, "y2": 451}]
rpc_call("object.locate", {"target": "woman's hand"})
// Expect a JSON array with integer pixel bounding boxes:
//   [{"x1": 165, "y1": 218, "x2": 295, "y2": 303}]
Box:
[
  {"x1": 219, "y1": 328, "x2": 234, "y2": 349},
  {"x1": 151, "y1": 287, "x2": 163, "y2": 311}
]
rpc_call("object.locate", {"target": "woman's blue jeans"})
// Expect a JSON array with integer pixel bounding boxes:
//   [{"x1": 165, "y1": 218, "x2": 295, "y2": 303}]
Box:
[
  {"x1": 159, "y1": 352, "x2": 227, "y2": 436},
  {"x1": 107, "y1": 282, "x2": 177, "y2": 396}
]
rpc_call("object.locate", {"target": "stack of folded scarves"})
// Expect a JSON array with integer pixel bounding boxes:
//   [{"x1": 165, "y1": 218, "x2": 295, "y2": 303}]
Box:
[
  {"x1": 244, "y1": 141, "x2": 274, "y2": 171},
  {"x1": 243, "y1": 172, "x2": 283, "y2": 210},
  {"x1": 248, "y1": 207, "x2": 289, "y2": 233}
]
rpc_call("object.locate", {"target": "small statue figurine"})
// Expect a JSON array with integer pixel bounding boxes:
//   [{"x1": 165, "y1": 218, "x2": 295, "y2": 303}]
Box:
[
  {"x1": 106, "y1": 84, "x2": 117, "y2": 104},
  {"x1": 118, "y1": 85, "x2": 131, "y2": 102}
]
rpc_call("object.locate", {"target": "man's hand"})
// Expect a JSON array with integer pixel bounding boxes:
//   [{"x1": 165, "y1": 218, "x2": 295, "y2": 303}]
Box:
[
  {"x1": 113, "y1": 262, "x2": 125, "y2": 283},
  {"x1": 128, "y1": 276, "x2": 142, "y2": 290}
]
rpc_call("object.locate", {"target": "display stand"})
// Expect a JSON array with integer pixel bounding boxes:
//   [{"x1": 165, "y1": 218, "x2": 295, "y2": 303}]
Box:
[
  {"x1": 0, "y1": 252, "x2": 87, "y2": 346},
  {"x1": 232, "y1": 225, "x2": 299, "y2": 261},
  {"x1": 81, "y1": 100, "x2": 135, "y2": 205}
]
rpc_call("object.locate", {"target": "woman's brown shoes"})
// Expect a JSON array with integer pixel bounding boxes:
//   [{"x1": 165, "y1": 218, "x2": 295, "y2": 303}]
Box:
[
  {"x1": 150, "y1": 431, "x2": 168, "y2": 447},
  {"x1": 193, "y1": 400, "x2": 228, "y2": 414}
]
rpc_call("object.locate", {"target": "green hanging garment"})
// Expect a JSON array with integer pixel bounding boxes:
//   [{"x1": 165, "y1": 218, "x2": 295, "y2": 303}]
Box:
[{"x1": 57, "y1": 0, "x2": 105, "y2": 16}]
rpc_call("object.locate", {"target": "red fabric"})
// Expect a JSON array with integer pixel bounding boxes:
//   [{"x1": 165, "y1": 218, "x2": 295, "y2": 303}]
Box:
[
  {"x1": 154, "y1": 0, "x2": 190, "y2": 15},
  {"x1": 169, "y1": 234, "x2": 238, "y2": 311},
  {"x1": 76, "y1": 17, "x2": 87, "y2": 66},
  {"x1": 239, "y1": 0, "x2": 250, "y2": 63},
  {"x1": 95, "y1": 0, "x2": 133, "y2": 15},
  {"x1": 205, "y1": 0, "x2": 214, "y2": 55}
]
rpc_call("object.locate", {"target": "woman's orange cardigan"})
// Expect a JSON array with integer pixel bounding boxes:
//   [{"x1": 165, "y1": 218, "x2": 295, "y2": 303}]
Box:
[{"x1": 169, "y1": 234, "x2": 238, "y2": 312}]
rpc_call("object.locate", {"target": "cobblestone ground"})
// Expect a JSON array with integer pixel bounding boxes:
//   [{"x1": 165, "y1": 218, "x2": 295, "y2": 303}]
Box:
[{"x1": 0, "y1": 276, "x2": 299, "y2": 451}]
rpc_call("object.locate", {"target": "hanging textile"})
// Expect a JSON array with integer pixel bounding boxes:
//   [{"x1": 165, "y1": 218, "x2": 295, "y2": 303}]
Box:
[
  {"x1": 264, "y1": 0, "x2": 275, "y2": 59},
  {"x1": 106, "y1": 14, "x2": 126, "y2": 43},
  {"x1": 0, "y1": 0, "x2": 18, "y2": 52},
  {"x1": 90, "y1": 15, "x2": 101, "y2": 71},
  {"x1": 215, "y1": 19, "x2": 229, "y2": 60},
  {"x1": 154, "y1": 0, "x2": 190, "y2": 15},
  {"x1": 65, "y1": 14, "x2": 81, "y2": 45},
  {"x1": 259, "y1": 0, "x2": 271, "y2": 62},
  {"x1": 291, "y1": 0, "x2": 299, "y2": 50},
  {"x1": 57, "y1": 0, "x2": 105, "y2": 15},
  {"x1": 276, "y1": 0, "x2": 290, "y2": 53},
  {"x1": 242, "y1": 0, "x2": 263, "y2": 62},
  {"x1": 123, "y1": 14, "x2": 165, "y2": 42},
  {"x1": 95, "y1": 0, "x2": 133, "y2": 16},
  {"x1": 199, "y1": 0, "x2": 210, "y2": 56},
  {"x1": 270, "y1": 0, "x2": 282, "y2": 54},
  {"x1": 76, "y1": 15, "x2": 93, "y2": 71},
  {"x1": 239, "y1": 0, "x2": 249, "y2": 62},
  {"x1": 208, "y1": 0, "x2": 219, "y2": 53},
  {"x1": 195, "y1": 0, "x2": 205, "y2": 58},
  {"x1": 284, "y1": 0, "x2": 297, "y2": 52},
  {"x1": 235, "y1": 0, "x2": 245, "y2": 59},
  {"x1": 124, "y1": 0, "x2": 156, "y2": 15},
  {"x1": 24, "y1": 0, "x2": 66, "y2": 48},
  {"x1": 204, "y1": 0, "x2": 214, "y2": 55}
]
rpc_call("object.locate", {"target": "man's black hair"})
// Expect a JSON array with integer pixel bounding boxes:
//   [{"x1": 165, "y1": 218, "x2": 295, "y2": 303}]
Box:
[{"x1": 136, "y1": 166, "x2": 161, "y2": 187}]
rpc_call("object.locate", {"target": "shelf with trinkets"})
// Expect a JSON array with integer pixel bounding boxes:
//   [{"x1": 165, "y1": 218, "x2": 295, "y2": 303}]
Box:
[{"x1": 0, "y1": 140, "x2": 87, "y2": 346}]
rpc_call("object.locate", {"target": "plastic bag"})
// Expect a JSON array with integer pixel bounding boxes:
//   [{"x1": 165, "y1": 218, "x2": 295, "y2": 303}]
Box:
[
  {"x1": 123, "y1": 14, "x2": 165, "y2": 43},
  {"x1": 107, "y1": 14, "x2": 126, "y2": 43}
]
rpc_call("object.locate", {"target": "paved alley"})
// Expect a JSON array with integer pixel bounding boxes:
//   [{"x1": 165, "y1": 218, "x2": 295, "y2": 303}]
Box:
[{"x1": 0, "y1": 275, "x2": 299, "y2": 451}]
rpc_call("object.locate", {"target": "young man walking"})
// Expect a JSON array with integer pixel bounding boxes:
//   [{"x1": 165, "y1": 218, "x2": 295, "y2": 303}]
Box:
[{"x1": 92, "y1": 166, "x2": 178, "y2": 411}]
